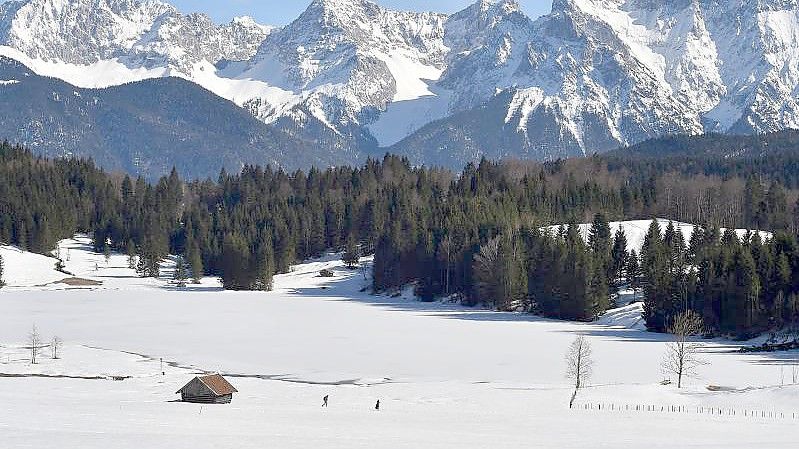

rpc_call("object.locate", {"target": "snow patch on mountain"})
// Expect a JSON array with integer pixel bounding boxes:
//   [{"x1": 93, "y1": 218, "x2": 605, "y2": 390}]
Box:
[{"x1": 0, "y1": 45, "x2": 169, "y2": 88}]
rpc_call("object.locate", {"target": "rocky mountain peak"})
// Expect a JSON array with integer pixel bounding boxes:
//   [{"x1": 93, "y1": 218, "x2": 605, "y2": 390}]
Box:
[
  {"x1": 5, "y1": 0, "x2": 799, "y2": 170},
  {"x1": 0, "y1": 0, "x2": 270, "y2": 70}
]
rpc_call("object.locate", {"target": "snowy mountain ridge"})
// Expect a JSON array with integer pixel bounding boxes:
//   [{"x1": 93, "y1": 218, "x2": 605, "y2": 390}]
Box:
[
  {"x1": 4, "y1": 0, "x2": 799, "y2": 168},
  {"x1": 0, "y1": 0, "x2": 271, "y2": 71}
]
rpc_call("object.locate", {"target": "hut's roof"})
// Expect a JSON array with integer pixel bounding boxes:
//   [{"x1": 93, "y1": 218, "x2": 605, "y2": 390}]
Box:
[{"x1": 177, "y1": 374, "x2": 238, "y2": 396}]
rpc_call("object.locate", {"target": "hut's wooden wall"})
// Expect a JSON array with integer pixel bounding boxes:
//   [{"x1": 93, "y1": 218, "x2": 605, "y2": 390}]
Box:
[{"x1": 179, "y1": 378, "x2": 233, "y2": 404}]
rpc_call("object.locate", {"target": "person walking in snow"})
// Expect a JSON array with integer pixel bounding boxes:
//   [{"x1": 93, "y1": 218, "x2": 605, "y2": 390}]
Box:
[
  {"x1": 375, "y1": 399, "x2": 380, "y2": 411},
  {"x1": 322, "y1": 395, "x2": 329, "y2": 407}
]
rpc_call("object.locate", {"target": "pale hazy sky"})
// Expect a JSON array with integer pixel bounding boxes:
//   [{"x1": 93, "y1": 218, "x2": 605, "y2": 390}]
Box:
[{"x1": 170, "y1": 0, "x2": 554, "y2": 25}]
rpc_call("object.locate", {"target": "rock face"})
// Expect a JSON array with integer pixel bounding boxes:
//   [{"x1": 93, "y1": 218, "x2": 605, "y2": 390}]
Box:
[
  {"x1": 395, "y1": 0, "x2": 799, "y2": 165},
  {"x1": 0, "y1": 0, "x2": 271, "y2": 71},
  {"x1": 4, "y1": 0, "x2": 799, "y2": 173}
]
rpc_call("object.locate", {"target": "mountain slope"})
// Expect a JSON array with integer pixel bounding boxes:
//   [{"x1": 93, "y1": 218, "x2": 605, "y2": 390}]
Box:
[
  {"x1": 4, "y1": 0, "x2": 799, "y2": 172},
  {"x1": 0, "y1": 56, "x2": 351, "y2": 178}
]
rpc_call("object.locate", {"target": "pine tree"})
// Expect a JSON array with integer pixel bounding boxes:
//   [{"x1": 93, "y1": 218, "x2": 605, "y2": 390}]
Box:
[
  {"x1": 610, "y1": 227, "x2": 629, "y2": 285},
  {"x1": 373, "y1": 234, "x2": 399, "y2": 292},
  {"x1": 16, "y1": 220, "x2": 27, "y2": 251},
  {"x1": 188, "y1": 244, "x2": 204, "y2": 284},
  {"x1": 730, "y1": 246, "x2": 762, "y2": 335},
  {"x1": 625, "y1": 250, "x2": 641, "y2": 296},
  {"x1": 221, "y1": 233, "x2": 252, "y2": 291},
  {"x1": 342, "y1": 234, "x2": 360, "y2": 269},
  {"x1": 253, "y1": 235, "x2": 275, "y2": 291},
  {"x1": 126, "y1": 240, "x2": 137, "y2": 270},
  {"x1": 0, "y1": 253, "x2": 5, "y2": 288},
  {"x1": 561, "y1": 224, "x2": 593, "y2": 320},
  {"x1": 766, "y1": 182, "x2": 788, "y2": 230},
  {"x1": 588, "y1": 214, "x2": 613, "y2": 285},
  {"x1": 136, "y1": 237, "x2": 162, "y2": 278},
  {"x1": 687, "y1": 226, "x2": 705, "y2": 262},
  {"x1": 641, "y1": 219, "x2": 671, "y2": 331},
  {"x1": 744, "y1": 176, "x2": 766, "y2": 229},
  {"x1": 588, "y1": 258, "x2": 611, "y2": 317},
  {"x1": 173, "y1": 256, "x2": 188, "y2": 286}
]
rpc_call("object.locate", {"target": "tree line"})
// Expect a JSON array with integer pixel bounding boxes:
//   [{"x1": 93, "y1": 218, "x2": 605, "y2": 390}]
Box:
[{"x1": 3, "y1": 138, "x2": 799, "y2": 336}]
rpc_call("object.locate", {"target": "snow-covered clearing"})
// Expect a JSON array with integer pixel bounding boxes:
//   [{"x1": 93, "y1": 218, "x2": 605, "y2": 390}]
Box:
[
  {"x1": 1, "y1": 235, "x2": 798, "y2": 448},
  {"x1": 547, "y1": 219, "x2": 772, "y2": 254}
]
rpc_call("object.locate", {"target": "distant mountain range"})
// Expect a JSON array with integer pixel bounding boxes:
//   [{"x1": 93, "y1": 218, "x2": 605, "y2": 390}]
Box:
[
  {"x1": 0, "y1": 56, "x2": 358, "y2": 178},
  {"x1": 3, "y1": 0, "x2": 799, "y2": 177}
]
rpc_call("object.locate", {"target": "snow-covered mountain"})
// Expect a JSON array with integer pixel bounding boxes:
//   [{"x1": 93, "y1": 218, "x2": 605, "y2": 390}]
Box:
[
  {"x1": 4, "y1": 0, "x2": 799, "y2": 172},
  {"x1": 0, "y1": 0, "x2": 271, "y2": 71}
]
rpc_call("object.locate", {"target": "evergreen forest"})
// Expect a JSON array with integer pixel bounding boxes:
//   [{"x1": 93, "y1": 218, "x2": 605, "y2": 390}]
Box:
[{"x1": 4, "y1": 134, "x2": 799, "y2": 337}]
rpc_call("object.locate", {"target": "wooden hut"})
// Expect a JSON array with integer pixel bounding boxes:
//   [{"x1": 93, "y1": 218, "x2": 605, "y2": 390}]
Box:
[{"x1": 177, "y1": 374, "x2": 238, "y2": 404}]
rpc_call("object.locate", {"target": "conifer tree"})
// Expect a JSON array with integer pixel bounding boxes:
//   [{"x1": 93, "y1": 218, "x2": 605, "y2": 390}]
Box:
[
  {"x1": 373, "y1": 234, "x2": 399, "y2": 292},
  {"x1": 561, "y1": 224, "x2": 593, "y2": 320},
  {"x1": 126, "y1": 240, "x2": 137, "y2": 270},
  {"x1": 588, "y1": 213, "x2": 612, "y2": 258},
  {"x1": 588, "y1": 259, "x2": 611, "y2": 316},
  {"x1": 588, "y1": 214, "x2": 612, "y2": 286},
  {"x1": 221, "y1": 233, "x2": 252, "y2": 291},
  {"x1": 0, "y1": 253, "x2": 5, "y2": 288},
  {"x1": 766, "y1": 182, "x2": 788, "y2": 230},
  {"x1": 173, "y1": 256, "x2": 188, "y2": 285},
  {"x1": 611, "y1": 227, "x2": 629, "y2": 285},
  {"x1": 687, "y1": 226, "x2": 705, "y2": 262},
  {"x1": 625, "y1": 250, "x2": 641, "y2": 296},
  {"x1": 188, "y1": 244, "x2": 204, "y2": 284},
  {"x1": 16, "y1": 220, "x2": 27, "y2": 251},
  {"x1": 253, "y1": 234, "x2": 275, "y2": 291},
  {"x1": 343, "y1": 234, "x2": 360, "y2": 269},
  {"x1": 641, "y1": 220, "x2": 671, "y2": 331},
  {"x1": 730, "y1": 246, "x2": 761, "y2": 335},
  {"x1": 744, "y1": 176, "x2": 766, "y2": 229}
]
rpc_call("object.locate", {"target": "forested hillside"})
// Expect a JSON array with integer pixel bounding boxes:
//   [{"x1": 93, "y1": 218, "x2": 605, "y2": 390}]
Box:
[{"x1": 4, "y1": 135, "x2": 799, "y2": 337}]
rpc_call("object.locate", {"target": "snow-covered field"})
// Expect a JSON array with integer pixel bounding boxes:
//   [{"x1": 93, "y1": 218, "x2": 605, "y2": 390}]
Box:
[{"x1": 1, "y1": 234, "x2": 798, "y2": 448}]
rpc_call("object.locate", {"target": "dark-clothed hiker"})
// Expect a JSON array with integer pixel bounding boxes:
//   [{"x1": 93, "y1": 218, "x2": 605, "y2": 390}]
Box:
[
  {"x1": 322, "y1": 395, "x2": 329, "y2": 407},
  {"x1": 375, "y1": 399, "x2": 380, "y2": 411}
]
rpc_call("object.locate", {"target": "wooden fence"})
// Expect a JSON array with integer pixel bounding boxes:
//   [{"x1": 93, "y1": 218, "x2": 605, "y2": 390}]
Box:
[{"x1": 572, "y1": 402, "x2": 799, "y2": 420}]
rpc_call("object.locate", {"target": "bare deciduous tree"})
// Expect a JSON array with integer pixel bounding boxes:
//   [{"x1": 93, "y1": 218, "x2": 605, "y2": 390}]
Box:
[
  {"x1": 28, "y1": 325, "x2": 43, "y2": 364},
  {"x1": 662, "y1": 310, "x2": 707, "y2": 388},
  {"x1": 473, "y1": 237, "x2": 500, "y2": 306},
  {"x1": 437, "y1": 235, "x2": 453, "y2": 296},
  {"x1": 51, "y1": 336, "x2": 63, "y2": 360},
  {"x1": 566, "y1": 335, "x2": 593, "y2": 407}
]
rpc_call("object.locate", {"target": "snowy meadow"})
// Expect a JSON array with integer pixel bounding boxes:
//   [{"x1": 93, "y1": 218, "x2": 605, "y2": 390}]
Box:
[{"x1": 1, "y1": 236, "x2": 798, "y2": 448}]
